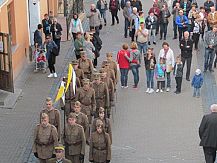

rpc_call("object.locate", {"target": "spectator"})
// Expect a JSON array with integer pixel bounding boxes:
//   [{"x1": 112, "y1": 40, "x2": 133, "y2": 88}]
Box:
[
  {"x1": 180, "y1": 0, "x2": 191, "y2": 16},
  {"x1": 69, "y1": 13, "x2": 84, "y2": 41},
  {"x1": 159, "y1": 4, "x2": 171, "y2": 40},
  {"x1": 135, "y1": 22, "x2": 148, "y2": 56},
  {"x1": 109, "y1": 0, "x2": 120, "y2": 26},
  {"x1": 199, "y1": 7, "x2": 207, "y2": 40},
  {"x1": 204, "y1": 26, "x2": 217, "y2": 72},
  {"x1": 173, "y1": 55, "x2": 183, "y2": 94},
  {"x1": 144, "y1": 48, "x2": 156, "y2": 93},
  {"x1": 145, "y1": 12, "x2": 157, "y2": 45},
  {"x1": 180, "y1": 31, "x2": 193, "y2": 81},
  {"x1": 155, "y1": 58, "x2": 166, "y2": 93},
  {"x1": 50, "y1": 18, "x2": 62, "y2": 53},
  {"x1": 74, "y1": 32, "x2": 85, "y2": 59},
  {"x1": 42, "y1": 13, "x2": 52, "y2": 36},
  {"x1": 123, "y1": 1, "x2": 132, "y2": 38},
  {"x1": 36, "y1": 51, "x2": 46, "y2": 73},
  {"x1": 87, "y1": 4, "x2": 103, "y2": 35},
  {"x1": 130, "y1": 0, "x2": 142, "y2": 12},
  {"x1": 117, "y1": 43, "x2": 130, "y2": 88},
  {"x1": 175, "y1": 9, "x2": 189, "y2": 41},
  {"x1": 192, "y1": 14, "x2": 201, "y2": 50},
  {"x1": 172, "y1": 2, "x2": 181, "y2": 39},
  {"x1": 97, "y1": 0, "x2": 108, "y2": 26},
  {"x1": 34, "y1": 24, "x2": 43, "y2": 49},
  {"x1": 199, "y1": 104, "x2": 217, "y2": 163},
  {"x1": 138, "y1": 11, "x2": 145, "y2": 23},
  {"x1": 148, "y1": 3, "x2": 160, "y2": 35},
  {"x1": 207, "y1": 6, "x2": 217, "y2": 31},
  {"x1": 83, "y1": 33, "x2": 95, "y2": 62},
  {"x1": 158, "y1": 42, "x2": 175, "y2": 92},
  {"x1": 130, "y1": 7, "x2": 140, "y2": 42},
  {"x1": 188, "y1": 4, "x2": 197, "y2": 32},
  {"x1": 192, "y1": 69, "x2": 203, "y2": 97},
  {"x1": 157, "y1": 0, "x2": 167, "y2": 9},
  {"x1": 204, "y1": 0, "x2": 214, "y2": 13}
]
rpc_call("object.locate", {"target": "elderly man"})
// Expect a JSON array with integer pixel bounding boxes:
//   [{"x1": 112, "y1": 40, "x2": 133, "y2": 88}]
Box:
[
  {"x1": 130, "y1": 7, "x2": 139, "y2": 42},
  {"x1": 123, "y1": 1, "x2": 132, "y2": 38},
  {"x1": 87, "y1": 4, "x2": 103, "y2": 35},
  {"x1": 207, "y1": 6, "x2": 217, "y2": 31},
  {"x1": 199, "y1": 104, "x2": 217, "y2": 163},
  {"x1": 179, "y1": 31, "x2": 193, "y2": 81}
]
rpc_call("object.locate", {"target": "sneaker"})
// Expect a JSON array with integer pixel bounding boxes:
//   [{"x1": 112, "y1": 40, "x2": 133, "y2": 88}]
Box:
[
  {"x1": 160, "y1": 89, "x2": 163, "y2": 93},
  {"x1": 156, "y1": 89, "x2": 160, "y2": 93},
  {"x1": 209, "y1": 69, "x2": 214, "y2": 72},
  {"x1": 124, "y1": 86, "x2": 128, "y2": 88},
  {"x1": 121, "y1": 86, "x2": 124, "y2": 89},
  {"x1": 153, "y1": 42, "x2": 156, "y2": 45},
  {"x1": 146, "y1": 88, "x2": 150, "y2": 93},
  {"x1": 148, "y1": 41, "x2": 151, "y2": 45},
  {"x1": 53, "y1": 73, "x2": 57, "y2": 78},
  {"x1": 48, "y1": 73, "x2": 54, "y2": 78},
  {"x1": 166, "y1": 88, "x2": 170, "y2": 92},
  {"x1": 149, "y1": 88, "x2": 154, "y2": 93},
  {"x1": 133, "y1": 85, "x2": 137, "y2": 88}
]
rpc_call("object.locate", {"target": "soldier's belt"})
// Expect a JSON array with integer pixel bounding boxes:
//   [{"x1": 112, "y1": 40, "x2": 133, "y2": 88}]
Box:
[
  {"x1": 84, "y1": 72, "x2": 91, "y2": 74},
  {"x1": 82, "y1": 104, "x2": 91, "y2": 107},
  {"x1": 93, "y1": 146, "x2": 106, "y2": 150},
  {"x1": 35, "y1": 140, "x2": 54, "y2": 146},
  {"x1": 65, "y1": 140, "x2": 82, "y2": 146},
  {"x1": 96, "y1": 97, "x2": 105, "y2": 100}
]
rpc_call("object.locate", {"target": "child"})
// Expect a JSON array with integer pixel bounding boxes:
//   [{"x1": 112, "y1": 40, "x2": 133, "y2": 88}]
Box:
[
  {"x1": 191, "y1": 69, "x2": 203, "y2": 97},
  {"x1": 36, "y1": 51, "x2": 46, "y2": 72},
  {"x1": 155, "y1": 58, "x2": 166, "y2": 93},
  {"x1": 173, "y1": 55, "x2": 183, "y2": 94}
]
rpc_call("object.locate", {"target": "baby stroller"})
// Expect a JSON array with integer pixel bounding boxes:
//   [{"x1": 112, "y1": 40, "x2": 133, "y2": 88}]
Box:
[{"x1": 33, "y1": 48, "x2": 47, "y2": 73}]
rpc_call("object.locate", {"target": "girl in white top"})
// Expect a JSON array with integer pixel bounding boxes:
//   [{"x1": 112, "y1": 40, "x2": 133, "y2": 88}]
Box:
[
  {"x1": 158, "y1": 42, "x2": 175, "y2": 92},
  {"x1": 69, "y1": 13, "x2": 84, "y2": 41}
]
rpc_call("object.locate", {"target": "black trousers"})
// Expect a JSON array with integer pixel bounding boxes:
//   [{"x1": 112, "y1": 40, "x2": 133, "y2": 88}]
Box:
[
  {"x1": 157, "y1": 81, "x2": 165, "y2": 89},
  {"x1": 203, "y1": 147, "x2": 217, "y2": 163},
  {"x1": 131, "y1": 28, "x2": 136, "y2": 42},
  {"x1": 53, "y1": 38, "x2": 61, "y2": 53},
  {"x1": 192, "y1": 33, "x2": 200, "y2": 49},
  {"x1": 175, "y1": 77, "x2": 182, "y2": 92},
  {"x1": 178, "y1": 27, "x2": 188, "y2": 41},
  {"x1": 160, "y1": 23, "x2": 168, "y2": 39},
  {"x1": 111, "y1": 10, "x2": 119, "y2": 24},
  {"x1": 48, "y1": 62, "x2": 55, "y2": 73},
  {"x1": 181, "y1": 57, "x2": 192, "y2": 79}
]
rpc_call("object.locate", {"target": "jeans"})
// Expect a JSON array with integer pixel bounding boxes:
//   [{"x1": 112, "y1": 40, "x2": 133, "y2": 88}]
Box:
[
  {"x1": 53, "y1": 38, "x2": 61, "y2": 53},
  {"x1": 192, "y1": 33, "x2": 200, "y2": 49},
  {"x1": 120, "y1": 68, "x2": 129, "y2": 86},
  {"x1": 148, "y1": 29, "x2": 156, "y2": 42},
  {"x1": 111, "y1": 10, "x2": 119, "y2": 24},
  {"x1": 100, "y1": 11, "x2": 107, "y2": 24},
  {"x1": 181, "y1": 57, "x2": 192, "y2": 79},
  {"x1": 166, "y1": 72, "x2": 171, "y2": 88},
  {"x1": 160, "y1": 23, "x2": 168, "y2": 39},
  {"x1": 193, "y1": 87, "x2": 200, "y2": 97},
  {"x1": 124, "y1": 18, "x2": 130, "y2": 37},
  {"x1": 137, "y1": 42, "x2": 148, "y2": 56},
  {"x1": 131, "y1": 65, "x2": 140, "y2": 86},
  {"x1": 178, "y1": 27, "x2": 188, "y2": 41},
  {"x1": 146, "y1": 69, "x2": 154, "y2": 88},
  {"x1": 37, "y1": 62, "x2": 46, "y2": 69},
  {"x1": 175, "y1": 77, "x2": 182, "y2": 92},
  {"x1": 173, "y1": 21, "x2": 178, "y2": 38},
  {"x1": 204, "y1": 48, "x2": 215, "y2": 71}
]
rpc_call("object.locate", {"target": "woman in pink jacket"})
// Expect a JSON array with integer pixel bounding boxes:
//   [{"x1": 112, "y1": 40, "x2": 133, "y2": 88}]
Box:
[{"x1": 117, "y1": 43, "x2": 130, "y2": 88}]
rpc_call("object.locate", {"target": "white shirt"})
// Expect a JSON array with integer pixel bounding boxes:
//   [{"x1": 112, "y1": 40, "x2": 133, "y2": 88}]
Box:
[
  {"x1": 158, "y1": 48, "x2": 175, "y2": 72},
  {"x1": 69, "y1": 18, "x2": 84, "y2": 34}
]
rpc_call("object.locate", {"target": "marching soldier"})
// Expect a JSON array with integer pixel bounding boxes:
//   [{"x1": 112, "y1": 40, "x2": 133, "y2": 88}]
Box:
[
  {"x1": 40, "y1": 97, "x2": 61, "y2": 139},
  {"x1": 47, "y1": 144, "x2": 72, "y2": 163},
  {"x1": 78, "y1": 51, "x2": 94, "y2": 80},
  {"x1": 99, "y1": 68, "x2": 115, "y2": 117},
  {"x1": 102, "y1": 52, "x2": 118, "y2": 82},
  {"x1": 75, "y1": 78, "x2": 96, "y2": 124},
  {"x1": 72, "y1": 60, "x2": 84, "y2": 87},
  {"x1": 62, "y1": 113, "x2": 86, "y2": 163},
  {"x1": 33, "y1": 113, "x2": 58, "y2": 163},
  {"x1": 89, "y1": 120, "x2": 111, "y2": 163},
  {"x1": 74, "y1": 101, "x2": 90, "y2": 143},
  {"x1": 102, "y1": 60, "x2": 116, "y2": 90},
  {"x1": 92, "y1": 107, "x2": 112, "y2": 144}
]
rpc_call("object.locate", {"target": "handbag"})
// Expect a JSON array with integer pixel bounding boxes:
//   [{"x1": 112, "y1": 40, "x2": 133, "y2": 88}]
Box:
[
  {"x1": 52, "y1": 46, "x2": 59, "y2": 56},
  {"x1": 54, "y1": 32, "x2": 61, "y2": 39}
]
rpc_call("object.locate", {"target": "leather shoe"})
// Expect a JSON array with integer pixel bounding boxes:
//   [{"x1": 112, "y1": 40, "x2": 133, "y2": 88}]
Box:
[{"x1": 186, "y1": 78, "x2": 190, "y2": 81}]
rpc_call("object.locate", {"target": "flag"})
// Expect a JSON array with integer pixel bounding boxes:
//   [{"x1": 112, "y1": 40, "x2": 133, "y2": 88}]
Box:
[
  {"x1": 55, "y1": 81, "x2": 65, "y2": 104},
  {"x1": 65, "y1": 64, "x2": 73, "y2": 92},
  {"x1": 72, "y1": 68, "x2": 76, "y2": 95}
]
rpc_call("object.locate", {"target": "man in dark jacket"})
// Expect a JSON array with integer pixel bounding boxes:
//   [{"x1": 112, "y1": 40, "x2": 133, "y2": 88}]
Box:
[
  {"x1": 130, "y1": 0, "x2": 142, "y2": 12},
  {"x1": 199, "y1": 104, "x2": 217, "y2": 163},
  {"x1": 34, "y1": 24, "x2": 43, "y2": 49},
  {"x1": 42, "y1": 13, "x2": 52, "y2": 36},
  {"x1": 50, "y1": 18, "x2": 62, "y2": 53},
  {"x1": 204, "y1": 0, "x2": 214, "y2": 13},
  {"x1": 179, "y1": 31, "x2": 193, "y2": 81},
  {"x1": 109, "y1": 0, "x2": 120, "y2": 25},
  {"x1": 180, "y1": 0, "x2": 191, "y2": 16}
]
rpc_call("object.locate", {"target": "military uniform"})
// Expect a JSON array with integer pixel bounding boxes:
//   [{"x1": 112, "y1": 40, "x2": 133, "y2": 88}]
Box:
[
  {"x1": 92, "y1": 74, "x2": 110, "y2": 115},
  {"x1": 72, "y1": 60, "x2": 85, "y2": 87},
  {"x1": 65, "y1": 83, "x2": 77, "y2": 116},
  {"x1": 75, "y1": 81, "x2": 96, "y2": 124},
  {"x1": 102, "y1": 59, "x2": 118, "y2": 82},
  {"x1": 33, "y1": 124, "x2": 58, "y2": 163},
  {"x1": 40, "y1": 108, "x2": 61, "y2": 138},
  {"x1": 47, "y1": 158, "x2": 72, "y2": 163},
  {"x1": 89, "y1": 131, "x2": 111, "y2": 163},
  {"x1": 63, "y1": 123, "x2": 86, "y2": 163},
  {"x1": 78, "y1": 58, "x2": 94, "y2": 79},
  {"x1": 92, "y1": 118, "x2": 112, "y2": 144}
]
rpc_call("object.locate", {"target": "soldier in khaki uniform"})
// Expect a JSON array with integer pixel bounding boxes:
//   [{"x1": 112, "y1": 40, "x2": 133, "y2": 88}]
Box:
[
  {"x1": 74, "y1": 101, "x2": 90, "y2": 143},
  {"x1": 92, "y1": 107, "x2": 112, "y2": 144},
  {"x1": 78, "y1": 52, "x2": 94, "y2": 80},
  {"x1": 92, "y1": 73, "x2": 110, "y2": 117},
  {"x1": 89, "y1": 120, "x2": 111, "y2": 163},
  {"x1": 64, "y1": 81, "x2": 76, "y2": 117},
  {"x1": 102, "y1": 52, "x2": 118, "y2": 82},
  {"x1": 102, "y1": 60, "x2": 116, "y2": 90},
  {"x1": 62, "y1": 113, "x2": 86, "y2": 163},
  {"x1": 72, "y1": 60, "x2": 84, "y2": 87},
  {"x1": 99, "y1": 68, "x2": 115, "y2": 117},
  {"x1": 47, "y1": 144, "x2": 72, "y2": 163},
  {"x1": 75, "y1": 79, "x2": 96, "y2": 124},
  {"x1": 33, "y1": 113, "x2": 58, "y2": 163},
  {"x1": 40, "y1": 97, "x2": 61, "y2": 139}
]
